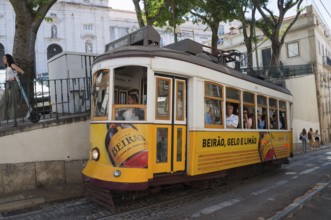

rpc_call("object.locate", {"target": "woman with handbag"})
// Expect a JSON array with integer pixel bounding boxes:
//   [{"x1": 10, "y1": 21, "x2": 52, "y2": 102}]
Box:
[
  {"x1": 0, "y1": 54, "x2": 25, "y2": 121},
  {"x1": 300, "y1": 128, "x2": 308, "y2": 154}
]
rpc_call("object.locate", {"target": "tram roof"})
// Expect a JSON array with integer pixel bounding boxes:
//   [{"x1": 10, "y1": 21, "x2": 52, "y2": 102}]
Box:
[{"x1": 94, "y1": 46, "x2": 292, "y2": 96}]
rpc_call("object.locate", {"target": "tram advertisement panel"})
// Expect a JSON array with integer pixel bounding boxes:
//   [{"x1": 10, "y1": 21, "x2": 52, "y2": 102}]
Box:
[
  {"x1": 190, "y1": 131, "x2": 291, "y2": 175},
  {"x1": 90, "y1": 123, "x2": 149, "y2": 168}
]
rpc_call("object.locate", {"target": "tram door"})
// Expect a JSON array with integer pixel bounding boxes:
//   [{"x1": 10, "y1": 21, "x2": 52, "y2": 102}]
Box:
[{"x1": 154, "y1": 76, "x2": 186, "y2": 174}]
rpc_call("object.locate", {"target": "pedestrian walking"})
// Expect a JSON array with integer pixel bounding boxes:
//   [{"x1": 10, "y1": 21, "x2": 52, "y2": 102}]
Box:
[
  {"x1": 314, "y1": 130, "x2": 320, "y2": 148},
  {"x1": 308, "y1": 128, "x2": 314, "y2": 149},
  {"x1": 300, "y1": 128, "x2": 308, "y2": 154}
]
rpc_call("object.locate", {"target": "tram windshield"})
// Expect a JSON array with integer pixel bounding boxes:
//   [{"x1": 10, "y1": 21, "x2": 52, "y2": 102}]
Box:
[
  {"x1": 113, "y1": 66, "x2": 147, "y2": 121},
  {"x1": 93, "y1": 69, "x2": 109, "y2": 118}
]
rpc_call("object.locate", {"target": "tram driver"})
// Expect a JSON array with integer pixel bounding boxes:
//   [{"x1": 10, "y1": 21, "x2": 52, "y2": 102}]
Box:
[
  {"x1": 226, "y1": 103, "x2": 238, "y2": 128},
  {"x1": 123, "y1": 94, "x2": 144, "y2": 120}
]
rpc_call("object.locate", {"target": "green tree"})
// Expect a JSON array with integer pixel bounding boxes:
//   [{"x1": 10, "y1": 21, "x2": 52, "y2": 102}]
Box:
[
  {"x1": 252, "y1": 0, "x2": 304, "y2": 66},
  {"x1": 190, "y1": 0, "x2": 234, "y2": 54},
  {"x1": 9, "y1": 0, "x2": 57, "y2": 102},
  {"x1": 132, "y1": 0, "x2": 195, "y2": 42},
  {"x1": 230, "y1": 0, "x2": 257, "y2": 69}
]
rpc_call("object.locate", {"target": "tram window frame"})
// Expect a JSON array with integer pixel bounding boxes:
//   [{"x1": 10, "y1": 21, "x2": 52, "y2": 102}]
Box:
[
  {"x1": 156, "y1": 77, "x2": 172, "y2": 120},
  {"x1": 269, "y1": 98, "x2": 279, "y2": 129},
  {"x1": 226, "y1": 87, "x2": 241, "y2": 128},
  {"x1": 204, "y1": 82, "x2": 224, "y2": 128},
  {"x1": 279, "y1": 100, "x2": 287, "y2": 130},
  {"x1": 92, "y1": 69, "x2": 110, "y2": 121},
  {"x1": 243, "y1": 91, "x2": 255, "y2": 129},
  {"x1": 176, "y1": 80, "x2": 185, "y2": 121},
  {"x1": 257, "y1": 95, "x2": 268, "y2": 129}
]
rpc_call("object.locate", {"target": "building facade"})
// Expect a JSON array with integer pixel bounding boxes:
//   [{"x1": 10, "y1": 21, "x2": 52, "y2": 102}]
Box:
[
  {"x1": 0, "y1": 0, "x2": 212, "y2": 74},
  {"x1": 219, "y1": 5, "x2": 331, "y2": 145}
]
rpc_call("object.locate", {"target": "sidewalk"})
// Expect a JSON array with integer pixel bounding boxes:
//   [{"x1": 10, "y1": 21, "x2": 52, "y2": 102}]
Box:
[
  {"x1": 0, "y1": 183, "x2": 83, "y2": 214},
  {"x1": 0, "y1": 145, "x2": 329, "y2": 215}
]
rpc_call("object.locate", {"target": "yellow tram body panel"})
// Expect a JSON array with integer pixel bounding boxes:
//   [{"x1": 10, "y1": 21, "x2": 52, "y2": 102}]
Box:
[
  {"x1": 83, "y1": 160, "x2": 150, "y2": 183},
  {"x1": 83, "y1": 123, "x2": 293, "y2": 183},
  {"x1": 188, "y1": 130, "x2": 292, "y2": 176}
]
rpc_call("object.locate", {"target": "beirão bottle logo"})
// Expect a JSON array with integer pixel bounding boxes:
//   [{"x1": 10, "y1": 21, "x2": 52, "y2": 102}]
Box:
[{"x1": 105, "y1": 124, "x2": 148, "y2": 168}]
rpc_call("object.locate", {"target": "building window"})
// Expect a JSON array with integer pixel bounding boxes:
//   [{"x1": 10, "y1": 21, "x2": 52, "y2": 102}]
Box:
[
  {"x1": 47, "y1": 44, "x2": 63, "y2": 60},
  {"x1": 218, "y1": 25, "x2": 224, "y2": 36},
  {"x1": 287, "y1": 42, "x2": 299, "y2": 58},
  {"x1": 83, "y1": 24, "x2": 93, "y2": 31},
  {"x1": 240, "y1": 53, "x2": 247, "y2": 67}
]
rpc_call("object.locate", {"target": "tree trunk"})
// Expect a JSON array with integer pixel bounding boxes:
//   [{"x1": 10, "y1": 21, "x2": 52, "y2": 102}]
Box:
[
  {"x1": 210, "y1": 23, "x2": 219, "y2": 55},
  {"x1": 12, "y1": 5, "x2": 36, "y2": 107},
  {"x1": 270, "y1": 40, "x2": 282, "y2": 67},
  {"x1": 133, "y1": 0, "x2": 145, "y2": 28},
  {"x1": 9, "y1": 0, "x2": 57, "y2": 106}
]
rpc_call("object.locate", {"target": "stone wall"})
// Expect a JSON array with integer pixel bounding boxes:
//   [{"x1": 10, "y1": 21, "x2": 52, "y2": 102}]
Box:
[
  {"x1": 0, "y1": 160, "x2": 86, "y2": 194},
  {"x1": 0, "y1": 115, "x2": 90, "y2": 194}
]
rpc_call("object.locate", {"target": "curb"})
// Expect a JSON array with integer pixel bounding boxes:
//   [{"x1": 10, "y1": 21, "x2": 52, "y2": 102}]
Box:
[{"x1": 0, "y1": 196, "x2": 45, "y2": 213}]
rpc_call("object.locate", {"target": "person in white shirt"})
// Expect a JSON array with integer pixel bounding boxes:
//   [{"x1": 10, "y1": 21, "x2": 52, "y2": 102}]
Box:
[{"x1": 226, "y1": 104, "x2": 238, "y2": 128}]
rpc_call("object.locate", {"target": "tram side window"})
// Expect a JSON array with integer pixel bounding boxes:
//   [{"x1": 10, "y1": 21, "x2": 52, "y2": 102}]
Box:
[
  {"x1": 243, "y1": 92, "x2": 255, "y2": 129},
  {"x1": 279, "y1": 100, "x2": 287, "y2": 130},
  {"x1": 204, "y1": 82, "x2": 223, "y2": 127},
  {"x1": 176, "y1": 81, "x2": 185, "y2": 121},
  {"x1": 269, "y1": 98, "x2": 280, "y2": 129},
  {"x1": 257, "y1": 95, "x2": 268, "y2": 129},
  {"x1": 92, "y1": 70, "x2": 109, "y2": 118},
  {"x1": 226, "y1": 87, "x2": 240, "y2": 128},
  {"x1": 156, "y1": 78, "x2": 171, "y2": 120}
]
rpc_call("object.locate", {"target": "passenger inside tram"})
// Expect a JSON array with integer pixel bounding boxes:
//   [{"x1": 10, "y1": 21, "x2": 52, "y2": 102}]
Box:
[
  {"x1": 205, "y1": 105, "x2": 215, "y2": 124},
  {"x1": 226, "y1": 103, "x2": 239, "y2": 128},
  {"x1": 243, "y1": 108, "x2": 252, "y2": 129},
  {"x1": 257, "y1": 113, "x2": 265, "y2": 129}
]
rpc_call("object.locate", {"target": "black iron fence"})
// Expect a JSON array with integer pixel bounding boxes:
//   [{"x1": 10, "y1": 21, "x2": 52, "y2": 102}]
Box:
[
  {"x1": 241, "y1": 64, "x2": 314, "y2": 79},
  {"x1": 0, "y1": 77, "x2": 91, "y2": 128}
]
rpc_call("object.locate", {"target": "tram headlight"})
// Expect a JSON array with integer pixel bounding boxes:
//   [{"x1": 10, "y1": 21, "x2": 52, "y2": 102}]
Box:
[
  {"x1": 91, "y1": 147, "x2": 100, "y2": 161},
  {"x1": 113, "y1": 170, "x2": 121, "y2": 177}
]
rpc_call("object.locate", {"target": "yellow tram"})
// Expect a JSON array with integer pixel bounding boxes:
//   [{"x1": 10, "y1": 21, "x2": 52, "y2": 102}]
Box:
[{"x1": 82, "y1": 26, "x2": 293, "y2": 209}]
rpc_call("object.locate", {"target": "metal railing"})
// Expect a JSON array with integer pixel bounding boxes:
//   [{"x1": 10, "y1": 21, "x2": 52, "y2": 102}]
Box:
[
  {"x1": 0, "y1": 77, "x2": 92, "y2": 128},
  {"x1": 240, "y1": 64, "x2": 314, "y2": 79}
]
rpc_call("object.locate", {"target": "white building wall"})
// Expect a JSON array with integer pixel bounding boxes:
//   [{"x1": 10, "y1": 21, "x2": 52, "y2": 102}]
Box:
[{"x1": 286, "y1": 75, "x2": 319, "y2": 141}]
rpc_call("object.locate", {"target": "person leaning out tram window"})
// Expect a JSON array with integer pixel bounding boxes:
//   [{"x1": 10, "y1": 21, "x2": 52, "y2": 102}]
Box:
[{"x1": 226, "y1": 103, "x2": 238, "y2": 128}]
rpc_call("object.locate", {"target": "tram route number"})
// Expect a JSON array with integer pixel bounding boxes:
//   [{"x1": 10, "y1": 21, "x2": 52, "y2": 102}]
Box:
[{"x1": 202, "y1": 137, "x2": 257, "y2": 148}]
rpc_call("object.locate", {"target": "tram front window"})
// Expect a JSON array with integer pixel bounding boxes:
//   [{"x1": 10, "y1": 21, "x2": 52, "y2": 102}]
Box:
[
  {"x1": 113, "y1": 66, "x2": 147, "y2": 121},
  {"x1": 93, "y1": 70, "x2": 109, "y2": 118}
]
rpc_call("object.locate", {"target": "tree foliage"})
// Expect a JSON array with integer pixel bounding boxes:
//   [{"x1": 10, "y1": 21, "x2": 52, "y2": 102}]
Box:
[
  {"x1": 132, "y1": 0, "x2": 195, "y2": 42},
  {"x1": 252, "y1": 0, "x2": 304, "y2": 66},
  {"x1": 228, "y1": 0, "x2": 256, "y2": 69},
  {"x1": 189, "y1": 0, "x2": 235, "y2": 54}
]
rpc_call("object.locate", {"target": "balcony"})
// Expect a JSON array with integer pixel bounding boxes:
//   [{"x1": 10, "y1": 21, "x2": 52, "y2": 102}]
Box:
[{"x1": 240, "y1": 64, "x2": 314, "y2": 79}]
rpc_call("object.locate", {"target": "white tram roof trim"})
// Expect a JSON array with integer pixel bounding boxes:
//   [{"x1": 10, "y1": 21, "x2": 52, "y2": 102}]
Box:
[{"x1": 93, "y1": 46, "x2": 292, "y2": 97}]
